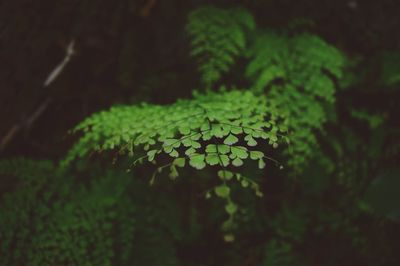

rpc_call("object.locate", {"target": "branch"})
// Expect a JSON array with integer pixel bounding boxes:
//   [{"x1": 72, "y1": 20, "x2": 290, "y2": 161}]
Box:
[
  {"x1": 0, "y1": 39, "x2": 76, "y2": 153},
  {"x1": 43, "y1": 40, "x2": 75, "y2": 87}
]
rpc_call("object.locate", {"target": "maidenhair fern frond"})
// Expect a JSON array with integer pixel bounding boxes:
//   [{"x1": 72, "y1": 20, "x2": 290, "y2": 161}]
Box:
[
  {"x1": 64, "y1": 90, "x2": 284, "y2": 172},
  {"x1": 186, "y1": 6, "x2": 255, "y2": 89},
  {"x1": 63, "y1": 90, "x2": 286, "y2": 225},
  {"x1": 246, "y1": 32, "x2": 345, "y2": 172},
  {"x1": 64, "y1": 91, "x2": 284, "y2": 169}
]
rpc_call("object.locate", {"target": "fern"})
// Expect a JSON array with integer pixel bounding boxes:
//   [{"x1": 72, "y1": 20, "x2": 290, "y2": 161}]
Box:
[
  {"x1": 186, "y1": 5, "x2": 345, "y2": 172},
  {"x1": 0, "y1": 159, "x2": 55, "y2": 266},
  {"x1": 246, "y1": 31, "x2": 345, "y2": 172},
  {"x1": 64, "y1": 90, "x2": 284, "y2": 171},
  {"x1": 63, "y1": 89, "x2": 286, "y2": 226},
  {"x1": 186, "y1": 6, "x2": 255, "y2": 89},
  {"x1": 0, "y1": 159, "x2": 135, "y2": 266}
]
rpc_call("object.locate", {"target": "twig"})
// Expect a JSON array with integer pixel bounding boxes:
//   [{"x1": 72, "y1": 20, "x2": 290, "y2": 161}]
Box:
[
  {"x1": 43, "y1": 40, "x2": 75, "y2": 87},
  {"x1": 0, "y1": 39, "x2": 76, "y2": 152}
]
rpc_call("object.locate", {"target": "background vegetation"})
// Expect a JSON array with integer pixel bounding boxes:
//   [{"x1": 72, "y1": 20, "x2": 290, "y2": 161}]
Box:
[{"x1": 1, "y1": 0, "x2": 399, "y2": 265}]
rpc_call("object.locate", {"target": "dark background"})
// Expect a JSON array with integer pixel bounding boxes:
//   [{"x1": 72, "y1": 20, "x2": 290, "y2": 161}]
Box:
[{"x1": 1, "y1": 0, "x2": 399, "y2": 159}]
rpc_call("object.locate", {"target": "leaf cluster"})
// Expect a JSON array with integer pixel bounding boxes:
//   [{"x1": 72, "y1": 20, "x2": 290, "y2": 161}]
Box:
[
  {"x1": 186, "y1": 6, "x2": 255, "y2": 89},
  {"x1": 246, "y1": 32, "x2": 345, "y2": 172},
  {"x1": 64, "y1": 90, "x2": 284, "y2": 175}
]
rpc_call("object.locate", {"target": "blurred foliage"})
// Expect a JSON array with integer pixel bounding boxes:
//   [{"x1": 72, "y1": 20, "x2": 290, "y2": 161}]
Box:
[
  {"x1": 247, "y1": 31, "x2": 345, "y2": 172},
  {"x1": 0, "y1": 159, "x2": 135, "y2": 265},
  {"x1": 186, "y1": 5, "x2": 255, "y2": 89},
  {"x1": 380, "y1": 51, "x2": 400, "y2": 87},
  {"x1": 1, "y1": 1, "x2": 400, "y2": 265}
]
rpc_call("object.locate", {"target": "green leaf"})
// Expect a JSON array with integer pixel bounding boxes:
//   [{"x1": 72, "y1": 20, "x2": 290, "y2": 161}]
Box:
[
  {"x1": 147, "y1": 150, "x2": 158, "y2": 161},
  {"x1": 230, "y1": 126, "x2": 243, "y2": 134},
  {"x1": 244, "y1": 128, "x2": 253, "y2": 134},
  {"x1": 241, "y1": 179, "x2": 249, "y2": 187},
  {"x1": 164, "y1": 145, "x2": 174, "y2": 153},
  {"x1": 189, "y1": 154, "x2": 206, "y2": 169},
  {"x1": 258, "y1": 158, "x2": 266, "y2": 169},
  {"x1": 260, "y1": 132, "x2": 269, "y2": 139},
  {"x1": 173, "y1": 157, "x2": 186, "y2": 167},
  {"x1": 164, "y1": 139, "x2": 180, "y2": 148},
  {"x1": 179, "y1": 126, "x2": 191, "y2": 135},
  {"x1": 217, "y1": 144, "x2": 230, "y2": 154},
  {"x1": 191, "y1": 141, "x2": 201, "y2": 149},
  {"x1": 191, "y1": 133, "x2": 202, "y2": 140},
  {"x1": 205, "y1": 154, "x2": 220, "y2": 166},
  {"x1": 205, "y1": 192, "x2": 212, "y2": 199},
  {"x1": 182, "y1": 139, "x2": 201, "y2": 148},
  {"x1": 169, "y1": 149, "x2": 179, "y2": 158},
  {"x1": 244, "y1": 135, "x2": 257, "y2": 146},
  {"x1": 221, "y1": 124, "x2": 231, "y2": 133},
  {"x1": 232, "y1": 157, "x2": 243, "y2": 167},
  {"x1": 235, "y1": 173, "x2": 242, "y2": 181},
  {"x1": 211, "y1": 124, "x2": 225, "y2": 138},
  {"x1": 218, "y1": 170, "x2": 234, "y2": 180},
  {"x1": 206, "y1": 144, "x2": 230, "y2": 155},
  {"x1": 224, "y1": 134, "x2": 239, "y2": 145},
  {"x1": 269, "y1": 133, "x2": 278, "y2": 142},
  {"x1": 279, "y1": 124, "x2": 288, "y2": 132},
  {"x1": 202, "y1": 131, "x2": 213, "y2": 140},
  {"x1": 252, "y1": 183, "x2": 263, "y2": 197},
  {"x1": 225, "y1": 202, "x2": 238, "y2": 215},
  {"x1": 250, "y1": 150, "x2": 264, "y2": 160},
  {"x1": 214, "y1": 185, "x2": 230, "y2": 198},
  {"x1": 231, "y1": 146, "x2": 248, "y2": 159},
  {"x1": 182, "y1": 138, "x2": 192, "y2": 147},
  {"x1": 220, "y1": 154, "x2": 230, "y2": 167},
  {"x1": 169, "y1": 165, "x2": 179, "y2": 179},
  {"x1": 201, "y1": 122, "x2": 210, "y2": 131},
  {"x1": 205, "y1": 144, "x2": 217, "y2": 153},
  {"x1": 185, "y1": 147, "x2": 196, "y2": 156}
]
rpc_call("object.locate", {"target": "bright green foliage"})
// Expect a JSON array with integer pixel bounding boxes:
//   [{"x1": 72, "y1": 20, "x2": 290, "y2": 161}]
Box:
[
  {"x1": 186, "y1": 6, "x2": 255, "y2": 89},
  {"x1": 246, "y1": 32, "x2": 345, "y2": 172},
  {"x1": 63, "y1": 89, "x2": 284, "y2": 229},
  {"x1": 64, "y1": 90, "x2": 283, "y2": 176},
  {"x1": 0, "y1": 159, "x2": 135, "y2": 266}
]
